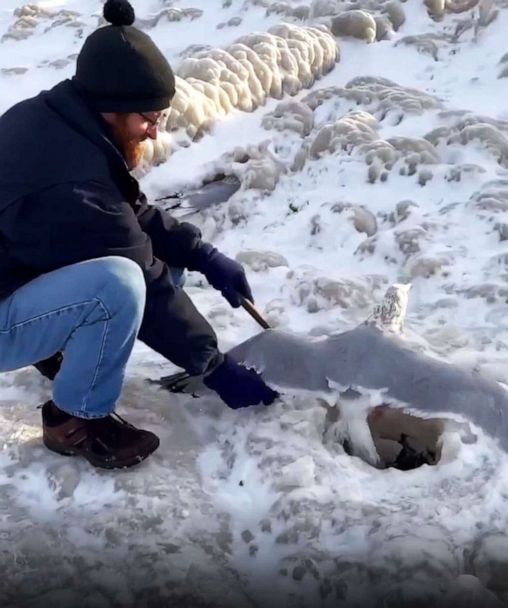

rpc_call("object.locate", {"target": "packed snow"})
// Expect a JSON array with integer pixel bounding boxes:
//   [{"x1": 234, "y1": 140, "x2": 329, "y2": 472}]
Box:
[{"x1": 2, "y1": 0, "x2": 508, "y2": 606}]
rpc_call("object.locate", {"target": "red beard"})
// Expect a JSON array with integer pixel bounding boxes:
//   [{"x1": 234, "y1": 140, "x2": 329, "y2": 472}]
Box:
[{"x1": 109, "y1": 115, "x2": 145, "y2": 170}]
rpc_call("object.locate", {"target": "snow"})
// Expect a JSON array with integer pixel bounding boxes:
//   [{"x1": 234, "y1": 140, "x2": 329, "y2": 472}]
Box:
[{"x1": 2, "y1": 0, "x2": 508, "y2": 606}]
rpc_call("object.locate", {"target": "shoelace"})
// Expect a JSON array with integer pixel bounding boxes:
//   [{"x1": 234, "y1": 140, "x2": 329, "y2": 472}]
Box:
[{"x1": 110, "y1": 411, "x2": 136, "y2": 429}]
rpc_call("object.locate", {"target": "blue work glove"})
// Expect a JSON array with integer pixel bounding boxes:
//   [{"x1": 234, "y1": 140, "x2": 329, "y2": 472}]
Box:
[
  {"x1": 204, "y1": 355, "x2": 279, "y2": 409},
  {"x1": 193, "y1": 245, "x2": 254, "y2": 308}
]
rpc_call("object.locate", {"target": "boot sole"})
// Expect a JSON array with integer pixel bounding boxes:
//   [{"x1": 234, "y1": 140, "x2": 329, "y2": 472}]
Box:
[{"x1": 43, "y1": 435, "x2": 160, "y2": 470}]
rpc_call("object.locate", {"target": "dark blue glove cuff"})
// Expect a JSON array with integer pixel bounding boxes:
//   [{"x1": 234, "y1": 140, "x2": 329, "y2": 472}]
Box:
[
  {"x1": 187, "y1": 241, "x2": 216, "y2": 273},
  {"x1": 189, "y1": 243, "x2": 254, "y2": 308}
]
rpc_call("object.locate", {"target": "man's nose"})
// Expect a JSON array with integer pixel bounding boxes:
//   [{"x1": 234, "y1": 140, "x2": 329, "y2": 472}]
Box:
[{"x1": 146, "y1": 124, "x2": 158, "y2": 140}]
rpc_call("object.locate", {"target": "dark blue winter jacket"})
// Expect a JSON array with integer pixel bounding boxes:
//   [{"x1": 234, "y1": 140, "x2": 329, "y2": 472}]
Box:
[{"x1": 0, "y1": 79, "x2": 222, "y2": 375}]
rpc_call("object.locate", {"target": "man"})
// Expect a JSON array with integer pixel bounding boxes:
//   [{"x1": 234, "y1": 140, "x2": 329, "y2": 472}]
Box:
[{"x1": 0, "y1": 0, "x2": 277, "y2": 470}]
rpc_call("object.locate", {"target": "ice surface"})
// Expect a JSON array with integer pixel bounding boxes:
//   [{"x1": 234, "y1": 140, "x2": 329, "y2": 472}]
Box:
[{"x1": 3, "y1": 0, "x2": 508, "y2": 606}]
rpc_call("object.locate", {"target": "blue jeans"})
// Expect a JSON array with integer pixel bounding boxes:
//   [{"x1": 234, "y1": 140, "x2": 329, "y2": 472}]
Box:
[{"x1": 0, "y1": 257, "x2": 146, "y2": 418}]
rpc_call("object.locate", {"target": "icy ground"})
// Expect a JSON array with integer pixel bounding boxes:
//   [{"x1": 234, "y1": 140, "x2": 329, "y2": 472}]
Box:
[{"x1": 2, "y1": 0, "x2": 508, "y2": 606}]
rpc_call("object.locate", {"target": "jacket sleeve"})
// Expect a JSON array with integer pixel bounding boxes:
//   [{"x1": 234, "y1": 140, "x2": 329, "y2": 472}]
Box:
[
  {"x1": 2, "y1": 180, "x2": 222, "y2": 375},
  {"x1": 135, "y1": 193, "x2": 210, "y2": 270}
]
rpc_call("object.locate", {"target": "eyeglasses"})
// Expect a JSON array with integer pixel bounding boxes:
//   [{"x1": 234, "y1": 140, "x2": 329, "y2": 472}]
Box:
[{"x1": 138, "y1": 111, "x2": 165, "y2": 129}]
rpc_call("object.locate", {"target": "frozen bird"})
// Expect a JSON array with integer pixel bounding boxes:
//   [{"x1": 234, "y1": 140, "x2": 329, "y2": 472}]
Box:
[
  {"x1": 159, "y1": 282, "x2": 508, "y2": 466},
  {"x1": 367, "y1": 283, "x2": 412, "y2": 334}
]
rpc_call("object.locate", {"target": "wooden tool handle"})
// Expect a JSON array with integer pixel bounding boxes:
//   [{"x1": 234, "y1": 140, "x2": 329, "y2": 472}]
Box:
[{"x1": 239, "y1": 297, "x2": 271, "y2": 330}]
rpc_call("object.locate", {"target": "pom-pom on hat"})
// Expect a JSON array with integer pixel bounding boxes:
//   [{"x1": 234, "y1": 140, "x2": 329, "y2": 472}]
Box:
[{"x1": 74, "y1": 0, "x2": 175, "y2": 112}]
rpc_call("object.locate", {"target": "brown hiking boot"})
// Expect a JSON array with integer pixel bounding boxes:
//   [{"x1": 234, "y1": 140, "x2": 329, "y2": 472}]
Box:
[{"x1": 41, "y1": 401, "x2": 159, "y2": 469}]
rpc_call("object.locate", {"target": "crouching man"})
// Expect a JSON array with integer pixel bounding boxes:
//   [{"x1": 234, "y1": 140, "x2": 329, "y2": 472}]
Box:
[{"x1": 0, "y1": 0, "x2": 277, "y2": 469}]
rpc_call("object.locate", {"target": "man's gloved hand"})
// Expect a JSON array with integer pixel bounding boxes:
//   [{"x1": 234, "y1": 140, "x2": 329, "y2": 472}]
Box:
[
  {"x1": 204, "y1": 355, "x2": 279, "y2": 409},
  {"x1": 195, "y1": 246, "x2": 253, "y2": 308}
]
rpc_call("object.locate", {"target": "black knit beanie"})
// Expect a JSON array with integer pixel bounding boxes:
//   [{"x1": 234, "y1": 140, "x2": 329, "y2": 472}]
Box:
[{"x1": 74, "y1": 0, "x2": 175, "y2": 112}]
